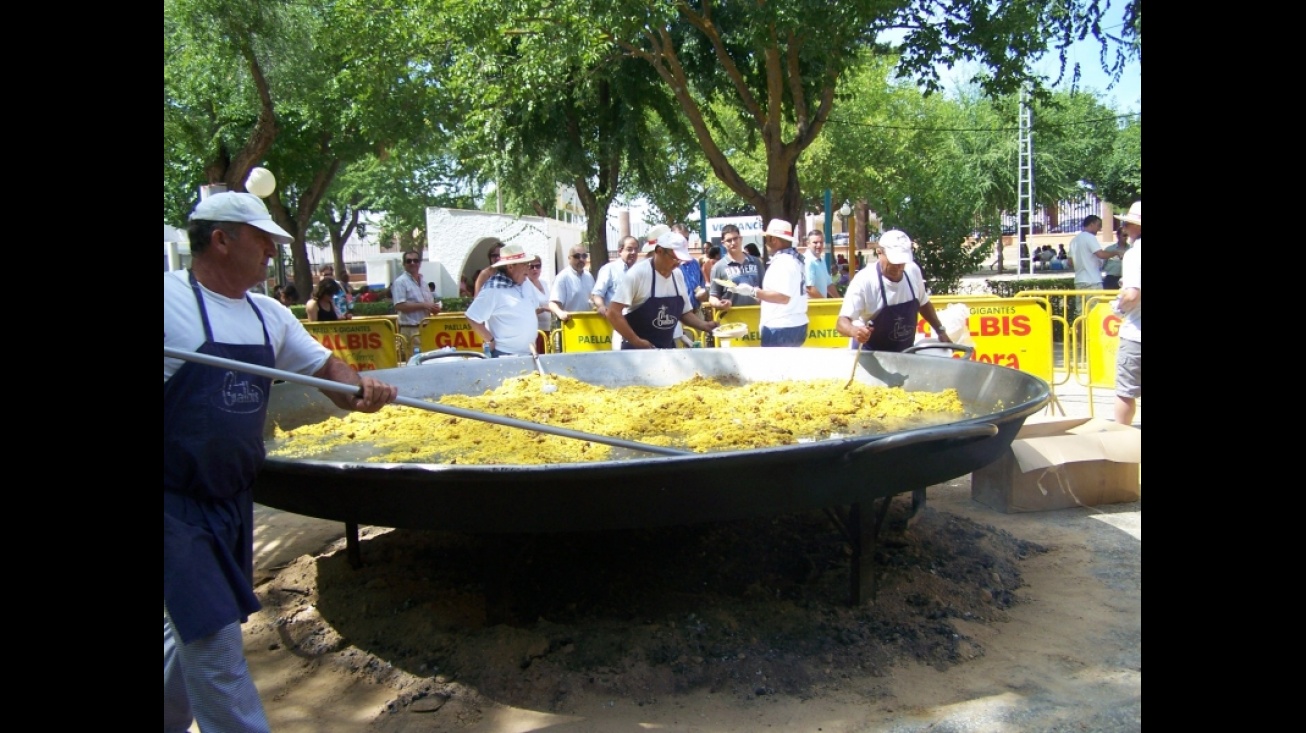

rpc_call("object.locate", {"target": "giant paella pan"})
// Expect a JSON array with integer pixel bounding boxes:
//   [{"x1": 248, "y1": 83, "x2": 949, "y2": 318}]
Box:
[{"x1": 254, "y1": 348, "x2": 1049, "y2": 535}]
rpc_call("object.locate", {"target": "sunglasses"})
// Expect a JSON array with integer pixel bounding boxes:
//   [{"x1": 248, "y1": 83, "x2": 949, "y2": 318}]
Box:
[
  {"x1": 571, "y1": 253, "x2": 589, "y2": 259},
  {"x1": 529, "y1": 263, "x2": 542, "y2": 269},
  {"x1": 404, "y1": 259, "x2": 420, "y2": 264}
]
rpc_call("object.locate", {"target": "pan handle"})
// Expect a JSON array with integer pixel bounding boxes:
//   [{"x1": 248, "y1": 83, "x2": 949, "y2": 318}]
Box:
[
  {"x1": 409, "y1": 349, "x2": 488, "y2": 366},
  {"x1": 841, "y1": 422, "x2": 998, "y2": 459},
  {"x1": 903, "y1": 341, "x2": 976, "y2": 359}
]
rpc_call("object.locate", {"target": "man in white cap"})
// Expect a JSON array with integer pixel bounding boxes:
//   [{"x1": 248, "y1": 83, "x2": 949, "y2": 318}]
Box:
[
  {"x1": 608, "y1": 231, "x2": 719, "y2": 349},
  {"x1": 835, "y1": 229, "x2": 950, "y2": 352},
  {"x1": 164, "y1": 192, "x2": 398, "y2": 733},
  {"x1": 466, "y1": 242, "x2": 540, "y2": 357},
  {"x1": 730, "y1": 218, "x2": 809, "y2": 347},
  {"x1": 1112, "y1": 201, "x2": 1142, "y2": 426}
]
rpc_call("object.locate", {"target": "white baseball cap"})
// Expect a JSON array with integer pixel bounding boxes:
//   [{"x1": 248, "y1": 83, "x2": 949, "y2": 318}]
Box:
[
  {"x1": 642, "y1": 230, "x2": 694, "y2": 262},
  {"x1": 190, "y1": 192, "x2": 293, "y2": 244},
  {"x1": 878, "y1": 230, "x2": 914, "y2": 264}
]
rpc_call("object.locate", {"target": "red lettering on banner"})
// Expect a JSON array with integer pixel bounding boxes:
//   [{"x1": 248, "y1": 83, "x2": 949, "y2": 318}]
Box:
[
  {"x1": 973, "y1": 315, "x2": 1030, "y2": 337},
  {"x1": 1103, "y1": 314, "x2": 1120, "y2": 338},
  {"x1": 367, "y1": 333, "x2": 381, "y2": 349},
  {"x1": 977, "y1": 353, "x2": 1021, "y2": 369},
  {"x1": 435, "y1": 332, "x2": 453, "y2": 347}
]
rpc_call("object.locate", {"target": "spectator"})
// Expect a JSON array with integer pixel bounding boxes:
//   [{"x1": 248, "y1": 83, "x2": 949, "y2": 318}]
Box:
[
  {"x1": 526, "y1": 254, "x2": 552, "y2": 352},
  {"x1": 466, "y1": 243, "x2": 540, "y2": 357},
  {"x1": 279, "y1": 283, "x2": 300, "y2": 306},
  {"x1": 1056, "y1": 243, "x2": 1068, "y2": 260},
  {"x1": 1101, "y1": 225, "x2": 1129, "y2": 289},
  {"x1": 1069, "y1": 215, "x2": 1113, "y2": 289},
  {"x1": 1112, "y1": 202, "x2": 1142, "y2": 426},
  {"x1": 305, "y1": 277, "x2": 350, "y2": 321},
  {"x1": 608, "y1": 231, "x2": 718, "y2": 349},
  {"x1": 701, "y1": 244, "x2": 722, "y2": 288},
  {"x1": 708, "y1": 224, "x2": 765, "y2": 314},
  {"x1": 591, "y1": 234, "x2": 641, "y2": 350},
  {"x1": 803, "y1": 230, "x2": 839, "y2": 299},
  {"x1": 836, "y1": 229, "x2": 950, "y2": 353},
  {"x1": 673, "y1": 224, "x2": 708, "y2": 346},
  {"x1": 391, "y1": 250, "x2": 443, "y2": 346},
  {"x1": 549, "y1": 244, "x2": 597, "y2": 323},
  {"x1": 744, "y1": 242, "x2": 762, "y2": 258},
  {"x1": 473, "y1": 241, "x2": 505, "y2": 296},
  {"x1": 165, "y1": 192, "x2": 396, "y2": 733}
]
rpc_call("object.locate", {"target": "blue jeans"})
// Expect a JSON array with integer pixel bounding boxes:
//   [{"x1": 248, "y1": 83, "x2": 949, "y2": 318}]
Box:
[{"x1": 761, "y1": 323, "x2": 808, "y2": 347}]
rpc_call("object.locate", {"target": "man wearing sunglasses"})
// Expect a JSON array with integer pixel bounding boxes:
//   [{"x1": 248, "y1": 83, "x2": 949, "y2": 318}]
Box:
[
  {"x1": 392, "y1": 250, "x2": 443, "y2": 345},
  {"x1": 548, "y1": 244, "x2": 596, "y2": 324}
]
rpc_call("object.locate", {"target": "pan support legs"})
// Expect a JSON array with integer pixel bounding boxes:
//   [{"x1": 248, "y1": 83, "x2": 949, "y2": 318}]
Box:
[{"x1": 842, "y1": 487, "x2": 926, "y2": 606}]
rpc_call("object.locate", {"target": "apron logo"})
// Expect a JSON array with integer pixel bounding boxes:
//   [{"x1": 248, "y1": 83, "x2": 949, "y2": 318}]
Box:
[
  {"x1": 653, "y1": 306, "x2": 678, "y2": 330},
  {"x1": 218, "y1": 370, "x2": 265, "y2": 413},
  {"x1": 890, "y1": 317, "x2": 914, "y2": 341}
]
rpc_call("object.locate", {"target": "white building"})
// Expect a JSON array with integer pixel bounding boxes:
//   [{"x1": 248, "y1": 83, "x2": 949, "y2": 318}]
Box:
[{"x1": 416, "y1": 208, "x2": 585, "y2": 297}]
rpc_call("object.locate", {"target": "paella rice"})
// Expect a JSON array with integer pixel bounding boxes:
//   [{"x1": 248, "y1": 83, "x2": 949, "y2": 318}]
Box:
[{"x1": 268, "y1": 374, "x2": 966, "y2": 466}]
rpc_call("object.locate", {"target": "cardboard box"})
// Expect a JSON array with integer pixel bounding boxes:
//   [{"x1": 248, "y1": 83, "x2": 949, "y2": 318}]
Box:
[{"x1": 972, "y1": 417, "x2": 1141, "y2": 513}]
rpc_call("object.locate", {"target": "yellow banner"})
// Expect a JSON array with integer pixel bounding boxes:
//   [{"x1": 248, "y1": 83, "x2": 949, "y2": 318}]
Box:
[
  {"x1": 417, "y1": 315, "x2": 488, "y2": 354},
  {"x1": 559, "y1": 312, "x2": 616, "y2": 352},
  {"x1": 804, "y1": 299, "x2": 847, "y2": 348},
  {"x1": 301, "y1": 317, "x2": 399, "y2": 371},
  {"x1": 918, "y1": 296, "x2": 1054, "y2": 380},
  {"x1": 1084, "y1": 299, "x2": 1120, "y2": 389}
]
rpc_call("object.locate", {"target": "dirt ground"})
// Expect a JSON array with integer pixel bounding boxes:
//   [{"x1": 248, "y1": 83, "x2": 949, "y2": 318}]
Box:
[{"x1": 241, "y1": 477, "x2": 1141, "y2": 732}]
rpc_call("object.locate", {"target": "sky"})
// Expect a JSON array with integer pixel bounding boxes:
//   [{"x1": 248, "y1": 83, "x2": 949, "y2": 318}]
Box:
[{"x1": 937, "y1": 9, "x2": 1140, "y2": 115}]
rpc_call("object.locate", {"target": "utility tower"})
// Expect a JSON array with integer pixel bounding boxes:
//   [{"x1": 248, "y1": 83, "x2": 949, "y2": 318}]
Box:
[{"x1": 1016, "y1": 86, "x2": 1035, "y2": 276}]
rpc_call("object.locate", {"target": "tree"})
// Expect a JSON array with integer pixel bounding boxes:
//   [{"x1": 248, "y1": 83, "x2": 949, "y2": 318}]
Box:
[
  {"x1": 596, "y1": 0, "x2": 1139, "y2": 224},
  {"x1": 165, "y1": 0, "x2": 450, "y2": 298},
  {"x1": 437, "y1": 5, "x2": 692, "y2": 266}
]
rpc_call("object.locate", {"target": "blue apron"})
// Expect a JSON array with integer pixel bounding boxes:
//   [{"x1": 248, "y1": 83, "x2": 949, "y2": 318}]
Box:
[
  {"x1": 860, "y1": 265, "x2": 920, "y2": 352},
  {"x1": 621, "y1": 271, "x2": 684, "y2": 350},
  {"x1": 163, "y1": 271, "x2": 272, "y2": 643}
]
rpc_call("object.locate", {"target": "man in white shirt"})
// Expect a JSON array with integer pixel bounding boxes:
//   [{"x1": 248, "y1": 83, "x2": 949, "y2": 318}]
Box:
[
  {"x1": 390, "y1": 250, "x2": 443, "y2": 347},
  {"x1": 730, "y1": 218, "x2": 809, "y2": 347},
  {"x1": 1068, "y1": 215, "x2": 1115, "y2": 289},
  {"x1": 590, "y1": 235, "x2": 641, "y2": 349},
  {"x1": 1112, "y1": 202, "x2": 1142, "y2": 426},
  {"x1": 549, "y1": 244, "x2": 597, "y2": 323}
]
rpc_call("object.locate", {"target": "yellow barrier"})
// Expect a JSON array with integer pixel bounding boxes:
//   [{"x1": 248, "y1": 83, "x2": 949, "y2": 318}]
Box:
[
  {"x1": 558, "y1": 312, "x2": 616, "y2": 352},
  {"x1": 301, "y1": 317, "x2": 400, "y2": 371},
  {"x1": 1084, "y1": 298, "x2": 1120, "y2": 390},
  {"x1": 923, "y1": 296, "x2": 1055, "y2": 382},
  {"x1": 417, "y1": 314, "x2": 487, "y2": 355}
]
